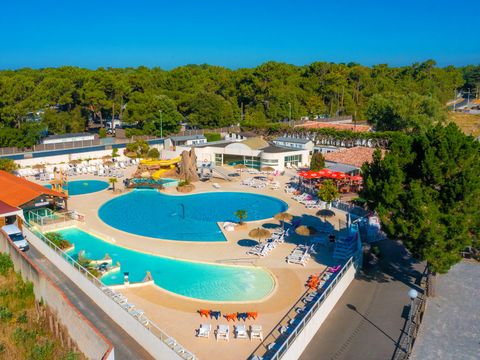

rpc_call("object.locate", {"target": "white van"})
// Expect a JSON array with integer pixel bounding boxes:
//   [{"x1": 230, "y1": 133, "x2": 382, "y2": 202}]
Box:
[{"x1": 2, "y1": 225, "x2": 29, "y2": 252}]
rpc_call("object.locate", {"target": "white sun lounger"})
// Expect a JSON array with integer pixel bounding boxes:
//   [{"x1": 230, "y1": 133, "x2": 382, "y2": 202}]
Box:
[
  {"x1": 235, "y1": 324, "x2": 248, "y2": 339},
  {"x1": 197, "y1": 323, "x2": 212, "y2": 338},
  {"x1": 212, "y1": 183, "x2": 221, "y2": 189},
  {"x1": 216, "y1": 324, "x2": 229, "y2": 341},
  {"x1": 250, "y1": 325, "x2": 263, "y2": 341}
]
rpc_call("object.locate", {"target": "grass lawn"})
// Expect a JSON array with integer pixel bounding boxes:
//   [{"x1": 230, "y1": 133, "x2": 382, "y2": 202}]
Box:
[{"x1": 448, "y1": 111, "x2": 480, "y2": 137}]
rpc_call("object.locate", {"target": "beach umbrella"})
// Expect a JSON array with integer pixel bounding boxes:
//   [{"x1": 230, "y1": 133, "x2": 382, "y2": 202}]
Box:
[
  {"x1": 317, "y1": 209, "x2": 335, "y2": 221},
  {"x1": 234, "y1": 164, "x2": 247, "y2": 170},
  {"x1": 32, "y1": 164, "x2": 45, "y2": 169},
  {"x1": 69, "y1": 159, "x2": 81, "y2": 165},
  {"x1": 102, "y1": 155, "x2": 112, "y2": 162},
  {"x1": 351, "y1": 175, "x2": 362, "y2": 182},
  {"x1": 274, "y1": 212, "x2": 293, "y2": 230},
  {"x1": 295, "y1": 225, "x2": 317, "y2": 237},
  {"x1": 261, "y1": 166, "x2": 275, "y2": 172},
  {"x1": 249, "y1": 228, "x2": 271, "y2": 243},
  {"x1": 103, "y1": 160, "x2": 114, "y2": 166}
]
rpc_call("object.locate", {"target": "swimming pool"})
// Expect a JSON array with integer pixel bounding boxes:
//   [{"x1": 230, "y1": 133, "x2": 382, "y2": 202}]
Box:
[
  {"x1": 98, "y1": 189, "x2": 287, "y2": 241},
  {"x1": 57, "y1": 227, "x2": 274, "y2": 302},
  {"x1": 45, "y1": 180, "x2": 109, "y2": 195}
]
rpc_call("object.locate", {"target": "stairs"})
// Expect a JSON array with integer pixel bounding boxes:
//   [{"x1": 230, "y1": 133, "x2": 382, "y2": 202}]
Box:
[
  {"x1": 212, "y1": 166, "x2": 232, "y2": 181},
  {"x1": 333, "y1": 235, "x2": 357, "y2": 261}
]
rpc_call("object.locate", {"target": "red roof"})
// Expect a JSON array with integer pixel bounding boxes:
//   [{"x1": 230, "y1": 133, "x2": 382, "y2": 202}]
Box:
[
  {"x1": 0, "y1": 170, "x2": 66, "y2": 207},
  {"x1": 0, "y1": 200, "x2": 20, "y2": 216},
  {"x1": 295, "y1": 121, "x2": 372, "y2": 132},
  {"x1": 324, "y1": 147, "x2": 385, "y2": 168}
]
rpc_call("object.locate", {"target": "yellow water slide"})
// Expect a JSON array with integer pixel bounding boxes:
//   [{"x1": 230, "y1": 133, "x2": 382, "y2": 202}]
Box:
[{"x1": 140, "y1": 157, "x2": 181, "y2": 167}]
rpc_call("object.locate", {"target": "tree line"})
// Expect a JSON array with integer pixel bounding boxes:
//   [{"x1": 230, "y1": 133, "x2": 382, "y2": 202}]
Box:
[{"x1": 0, "y1": 60, "x2": 473, "y2": 148}]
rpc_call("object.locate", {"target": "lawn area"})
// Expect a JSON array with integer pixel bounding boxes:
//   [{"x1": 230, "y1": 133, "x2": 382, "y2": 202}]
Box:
[
  {"x1": 448, "y1": 112, "x2": 480, "y2": 136},
  {"x1": 0, "y1": 253, "x2": 83, "y2": 360}
]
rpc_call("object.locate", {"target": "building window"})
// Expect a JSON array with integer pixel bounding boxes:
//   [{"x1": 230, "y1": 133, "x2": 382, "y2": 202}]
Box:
[
  {"x1": 261, "y1": 159, "x2": 279, "y2": 166},
  {"x1": 284, "y1": 154, "x2": 302, "y2": 166},
  {"x1": 215, "y1": 153, "x2": 223, "y2": 166}
]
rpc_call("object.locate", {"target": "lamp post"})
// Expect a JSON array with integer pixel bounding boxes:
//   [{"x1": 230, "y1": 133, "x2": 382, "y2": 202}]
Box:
[
  {"x1": 405, "y1": 289, "x2": 418, "y2": 353},
  {"x1": 159, "y1": 110, "x2": 163, "y2": 138}
]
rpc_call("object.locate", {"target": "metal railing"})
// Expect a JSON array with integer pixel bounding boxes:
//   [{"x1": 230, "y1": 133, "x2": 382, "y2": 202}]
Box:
[
  {"x1": 24, "y1": 222, "x2": 196, "y2": 360},
  {"x1": 252, "y1": 256, "x2": 355, "y2": 360}
]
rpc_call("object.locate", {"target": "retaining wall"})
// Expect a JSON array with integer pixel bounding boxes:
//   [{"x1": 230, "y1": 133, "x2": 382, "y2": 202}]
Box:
[
  {"x1": 282, "y1": 262, "x2": 357, "y2": 360},
  {"x1": 23, "y1": 226, "x2": 184, "y2": 360},
  {"x1": 0, "y1": 230, "x2": 114, "y2": 360}
]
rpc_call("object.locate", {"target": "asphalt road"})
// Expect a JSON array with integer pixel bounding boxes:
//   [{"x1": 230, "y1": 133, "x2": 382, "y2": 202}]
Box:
[
  {"x1": 27, "y1": 245, "x2": 154, "y2": 360},
  {"x1": 300, "y1": 239, "x2": 426, "y2": 360}
]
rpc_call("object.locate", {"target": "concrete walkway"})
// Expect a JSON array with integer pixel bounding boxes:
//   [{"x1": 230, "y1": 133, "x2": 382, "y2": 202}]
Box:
[
  {"x1": 27, "y1": 245, "x2": 154, "y2": 360},
  {"x1": 411, "y1": 261, "x2": 480, "y2": 360},
  {"x1": 300, "y1": 239, "x2": 426, "y2": 360}
]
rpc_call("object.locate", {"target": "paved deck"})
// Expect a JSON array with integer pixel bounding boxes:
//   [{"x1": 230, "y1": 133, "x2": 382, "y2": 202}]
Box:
[
  {"x1": 411, "y1": 261, "x2": 480, "y2": 360},
  {"x1": 300, "y1": 239, "x2": 426, "y2": 360},
  {"x1": 26, "y1": 245, "x2": 154, "y2": 360},
  {"x1": 30, "y1": 168, "x2": 352, "y2": 359}
]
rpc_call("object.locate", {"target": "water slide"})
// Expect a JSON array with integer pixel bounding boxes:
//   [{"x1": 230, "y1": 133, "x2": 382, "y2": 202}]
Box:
[{"x1": 140, "y1": 157, "x2": 181, "y2": 167}]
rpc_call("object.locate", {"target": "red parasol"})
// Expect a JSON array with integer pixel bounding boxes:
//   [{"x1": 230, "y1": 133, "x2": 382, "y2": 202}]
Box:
[
  {"x1": 299, "y1": 170, "x2": 321, "y2": 179},
  {"x1": 351, "y1": 175, "x2": 363, "y2": 182}
]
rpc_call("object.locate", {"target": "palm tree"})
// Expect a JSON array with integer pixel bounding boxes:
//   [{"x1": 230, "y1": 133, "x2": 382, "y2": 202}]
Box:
[
  {"x1": 234, "y1": 209, "x2": 247, "y2": 225},
  {"x1": 109, "y1": 177, "x2": 118, "y2": 191}
]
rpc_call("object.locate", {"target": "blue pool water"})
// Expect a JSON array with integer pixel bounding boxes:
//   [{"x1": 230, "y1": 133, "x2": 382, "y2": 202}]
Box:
[
  {"x1": 57, "y1": 227, "x2": 274, "y2": 302},
  {"x1": 98, "y1": 189, "x2": 287, "y2": 241},
  {"x1": 45, "y1": 180, "x2": 109, "y2": 195}
]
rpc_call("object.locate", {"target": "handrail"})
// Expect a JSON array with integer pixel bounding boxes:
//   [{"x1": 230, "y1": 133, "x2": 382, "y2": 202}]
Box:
[{"x1": 24, "y1": 222, "x2": 196, "y2": 360}]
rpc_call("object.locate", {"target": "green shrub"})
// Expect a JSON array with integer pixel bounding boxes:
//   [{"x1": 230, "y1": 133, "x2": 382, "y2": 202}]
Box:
[
  {"x1": 205, "y1": 132, "x2": 221, "y2": 142},
  {"x1": 147, "y1": 147, "x2": 160, "y2": 159},
  {"x1": 30, "y1": 341, "x2": 54, "y2": 360},
  {"x1": 0, "y1": 253, "x2": 13, "y2": 276},
  {"x1": 98, "y1": 128, "x2": 107, "y2": 138},
  {"x1": 0, "y1": 306, "x2": 13, "y2": 322},
  {"x1": 17, "y1": 312, "x2": 27, "y2": 324},
  {"x1": 44, "y1": 232, "x2": 71, "y2": 250}
]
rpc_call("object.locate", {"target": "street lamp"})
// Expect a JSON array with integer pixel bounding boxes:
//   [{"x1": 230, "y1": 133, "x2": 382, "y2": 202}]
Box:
[
  {"x1": 405, "y1": 289, "x2": 418, "y2": 353},
  {"x1": 159, "y1": 110, "x2": 163, "y2": 138}
]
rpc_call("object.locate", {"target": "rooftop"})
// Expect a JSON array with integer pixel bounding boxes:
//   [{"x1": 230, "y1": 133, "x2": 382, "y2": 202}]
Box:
[
  {"x1": 274, "y1": 136, "x2": 312, "y2": 144},
  {"x1": 0, "y1": 170, "x2": 66, "y2": 207},
  {"x1": 261, "y1": 145, "x2": 306, "y2": 153},
  {"x1": 170, "y1": 134, "x2": 206, "y2": 142},
  {"x1": 0, "y1": 200, "x2": 20, "y2": 216},
  {"x1": 240, "y1": 137, "x2": 269, "y2": 150},
  {"x1": 295, "y1": 121, "x2": 371, "y2": 132},
  {"x1": 324, "y1": 146, "x2": 384, "y2": 168}
]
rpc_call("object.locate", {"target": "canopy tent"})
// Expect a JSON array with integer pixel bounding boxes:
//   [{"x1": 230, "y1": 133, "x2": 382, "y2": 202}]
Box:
[{"x1": 299, "y1": 168, "x2": 350, "y2": 180}]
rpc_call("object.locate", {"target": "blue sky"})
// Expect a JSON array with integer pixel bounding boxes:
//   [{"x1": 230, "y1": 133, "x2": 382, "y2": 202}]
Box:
[{"x1": 0, "y1": 0, "x2": 478, "y2": 69}]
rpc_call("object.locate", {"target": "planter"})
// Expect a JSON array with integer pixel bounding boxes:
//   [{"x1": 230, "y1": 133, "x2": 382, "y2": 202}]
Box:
[{"x1": 177, "y1": 184, "x2": 195, "y2": 193}]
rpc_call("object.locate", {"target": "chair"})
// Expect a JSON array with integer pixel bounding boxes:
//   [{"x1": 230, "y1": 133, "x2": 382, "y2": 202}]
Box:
[
  {"x1": 235, "y1": 324, "x2": 248, "y2": 339},
  {"x1": 212, "y1": 183, "x2": 221, "y2": 189},
  {"x1": 197, "y1": 323, "x2": 212, "y2": 338},
  {"x1": 250, "y1": 325, "x2": 263, "y2": 341},
  {"x1": 216, "y1": 324, "x2": 229, "y2": 341}
]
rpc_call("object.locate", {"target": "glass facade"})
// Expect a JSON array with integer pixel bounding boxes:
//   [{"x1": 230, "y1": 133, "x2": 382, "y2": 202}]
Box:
[{"x1": 284, "y1": 154, "x2": 302, "y2": 166}]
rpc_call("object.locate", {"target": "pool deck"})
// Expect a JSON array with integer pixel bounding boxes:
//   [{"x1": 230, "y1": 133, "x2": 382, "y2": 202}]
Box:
[{"x1": 33, "y1": 167, "x2": 349, "y2": 360}]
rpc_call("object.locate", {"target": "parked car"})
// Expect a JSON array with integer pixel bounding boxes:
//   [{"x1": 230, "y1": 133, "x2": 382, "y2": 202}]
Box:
[{"x1": 2, "y1": 224, "x2": 29, "y2": 252}]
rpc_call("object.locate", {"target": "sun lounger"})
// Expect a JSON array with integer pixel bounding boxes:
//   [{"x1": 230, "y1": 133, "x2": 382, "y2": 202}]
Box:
[
  {"x1": 235, "y1": 324, "x2": 248, "y2": 339},
  {"x1": 129, "y1": 309, "x2": 144, "y2": 318},
  {"x1": 216, "y1": 324, "x2": 229, "y2": 341},
  {"x1": 212, "y1": 183, "x2": 221, "y2": 189},
  {"x1": 197, "y1": 323, "x2": 212, "y2": 338},
  {"x1": 303, "y1": 292, "x2": 318, "y2": 303},
  {"x1": 121, "y1": 302, "x2": 135, "y2": 311},
  {"x1": 250, "y1": 325, "x2": 263, "y2": 341}
]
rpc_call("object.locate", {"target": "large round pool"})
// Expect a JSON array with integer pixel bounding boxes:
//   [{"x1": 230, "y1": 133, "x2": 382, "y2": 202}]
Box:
[
  {"x1": 98, "y1": 189, "x2": 288, "y2": 241},
  {"x1": 45, "y1": 180, "x2": 109, "y2": 196}
]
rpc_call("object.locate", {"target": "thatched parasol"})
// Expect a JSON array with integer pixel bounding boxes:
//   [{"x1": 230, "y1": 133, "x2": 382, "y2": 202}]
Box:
[
  {"x1": 316, "y1": 209, "x2": 335, "y2": 221},
  {"x1": 32, "y1": 164, "x2": 45, "y2": 169},
  {"x1": 234, "y1": 164, "x2": 247, "y2": 169},
  {"x1": 69, "y1": 159, "x2": 81, "y2": 165},
  {"x1": 103, "y1": 160, "x2": 114, "y2": 166},
  {"x1": 248, "y1": 228, "x2": 271, "y2": 243},
  {"x1": 274, "y1": 212, "x2": 293, "y2": 230},
  {"x1": 261, "y1": 166, "x2": 275, "y2": 172},
  {"x1": 102, "y1": 155, "x2": 112, "y2": 161},
  {"x1": 295, "y1": 225, "x2": 317, "y2": 237},
  {"x1": 125, "y1": 151, "x2": 137, "y2": 159}
]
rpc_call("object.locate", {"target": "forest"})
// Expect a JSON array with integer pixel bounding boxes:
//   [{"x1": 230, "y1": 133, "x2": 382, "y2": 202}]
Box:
[{"x1": 0, "y1": 60, "x2": 478, "y2": 148}]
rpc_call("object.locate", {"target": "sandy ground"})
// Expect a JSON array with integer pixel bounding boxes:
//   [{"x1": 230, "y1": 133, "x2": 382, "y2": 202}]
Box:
[{"x1": 32, "y1": 166, "x2": 349, "y2": 360}]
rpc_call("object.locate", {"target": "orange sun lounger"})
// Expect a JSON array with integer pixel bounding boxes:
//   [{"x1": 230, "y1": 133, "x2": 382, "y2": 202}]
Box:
[
  {"x1": 198, "y1": 309, "x2": 210, "y2": 318},
  {"x1": 247, "y1": 312, "x2": 258, "y2": 320}
]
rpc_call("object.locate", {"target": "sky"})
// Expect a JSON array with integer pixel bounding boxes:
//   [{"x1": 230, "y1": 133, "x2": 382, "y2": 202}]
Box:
[{"x1": 0, "y1": 0, "x2": 479, "y2": 69}]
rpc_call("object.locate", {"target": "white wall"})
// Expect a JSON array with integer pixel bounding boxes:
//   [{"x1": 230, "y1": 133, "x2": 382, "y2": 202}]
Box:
[
  {"x1": 23, "y1": 227, "x2": 186, "y2": 360},
  {"x1": 282, "y1": 262, "x2": 356, "y2": 360}
]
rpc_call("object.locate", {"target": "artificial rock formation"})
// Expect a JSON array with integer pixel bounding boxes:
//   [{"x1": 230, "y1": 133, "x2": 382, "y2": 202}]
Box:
[{"x1": 178, "y1": 148, "x2": 200, "y2": 182}]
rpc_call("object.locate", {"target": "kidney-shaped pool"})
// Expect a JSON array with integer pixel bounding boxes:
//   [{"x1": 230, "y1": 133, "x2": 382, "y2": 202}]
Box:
[
  {"x1": 98, "y1": 189, "x2": 288, "y2": 241},
  {"x1": 57, "y1": 227, "x2": 275, "y2": 302}
]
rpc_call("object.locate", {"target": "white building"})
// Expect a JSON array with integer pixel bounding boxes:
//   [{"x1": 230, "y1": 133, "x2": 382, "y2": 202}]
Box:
[
  {"x1": 223, "y1": 131, "x2": 257, "y2": 142},
  {"x1": 168, "y1": 134, "x2": 207, "y2": 147},
  {"x1": 186, "y1": 137, "x2": 309, "y2": 171},
  {"x1": 273, "y1": 136, "x2": 315, "y2": 153},
  {"x1": 41, "y1": 132, "x2": 96, "y2": 145}
]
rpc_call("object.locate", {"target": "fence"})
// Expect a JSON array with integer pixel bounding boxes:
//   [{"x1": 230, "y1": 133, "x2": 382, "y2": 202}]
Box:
[{"x1": 23, "y1": 223, "x2": 195, "y2": 360}]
